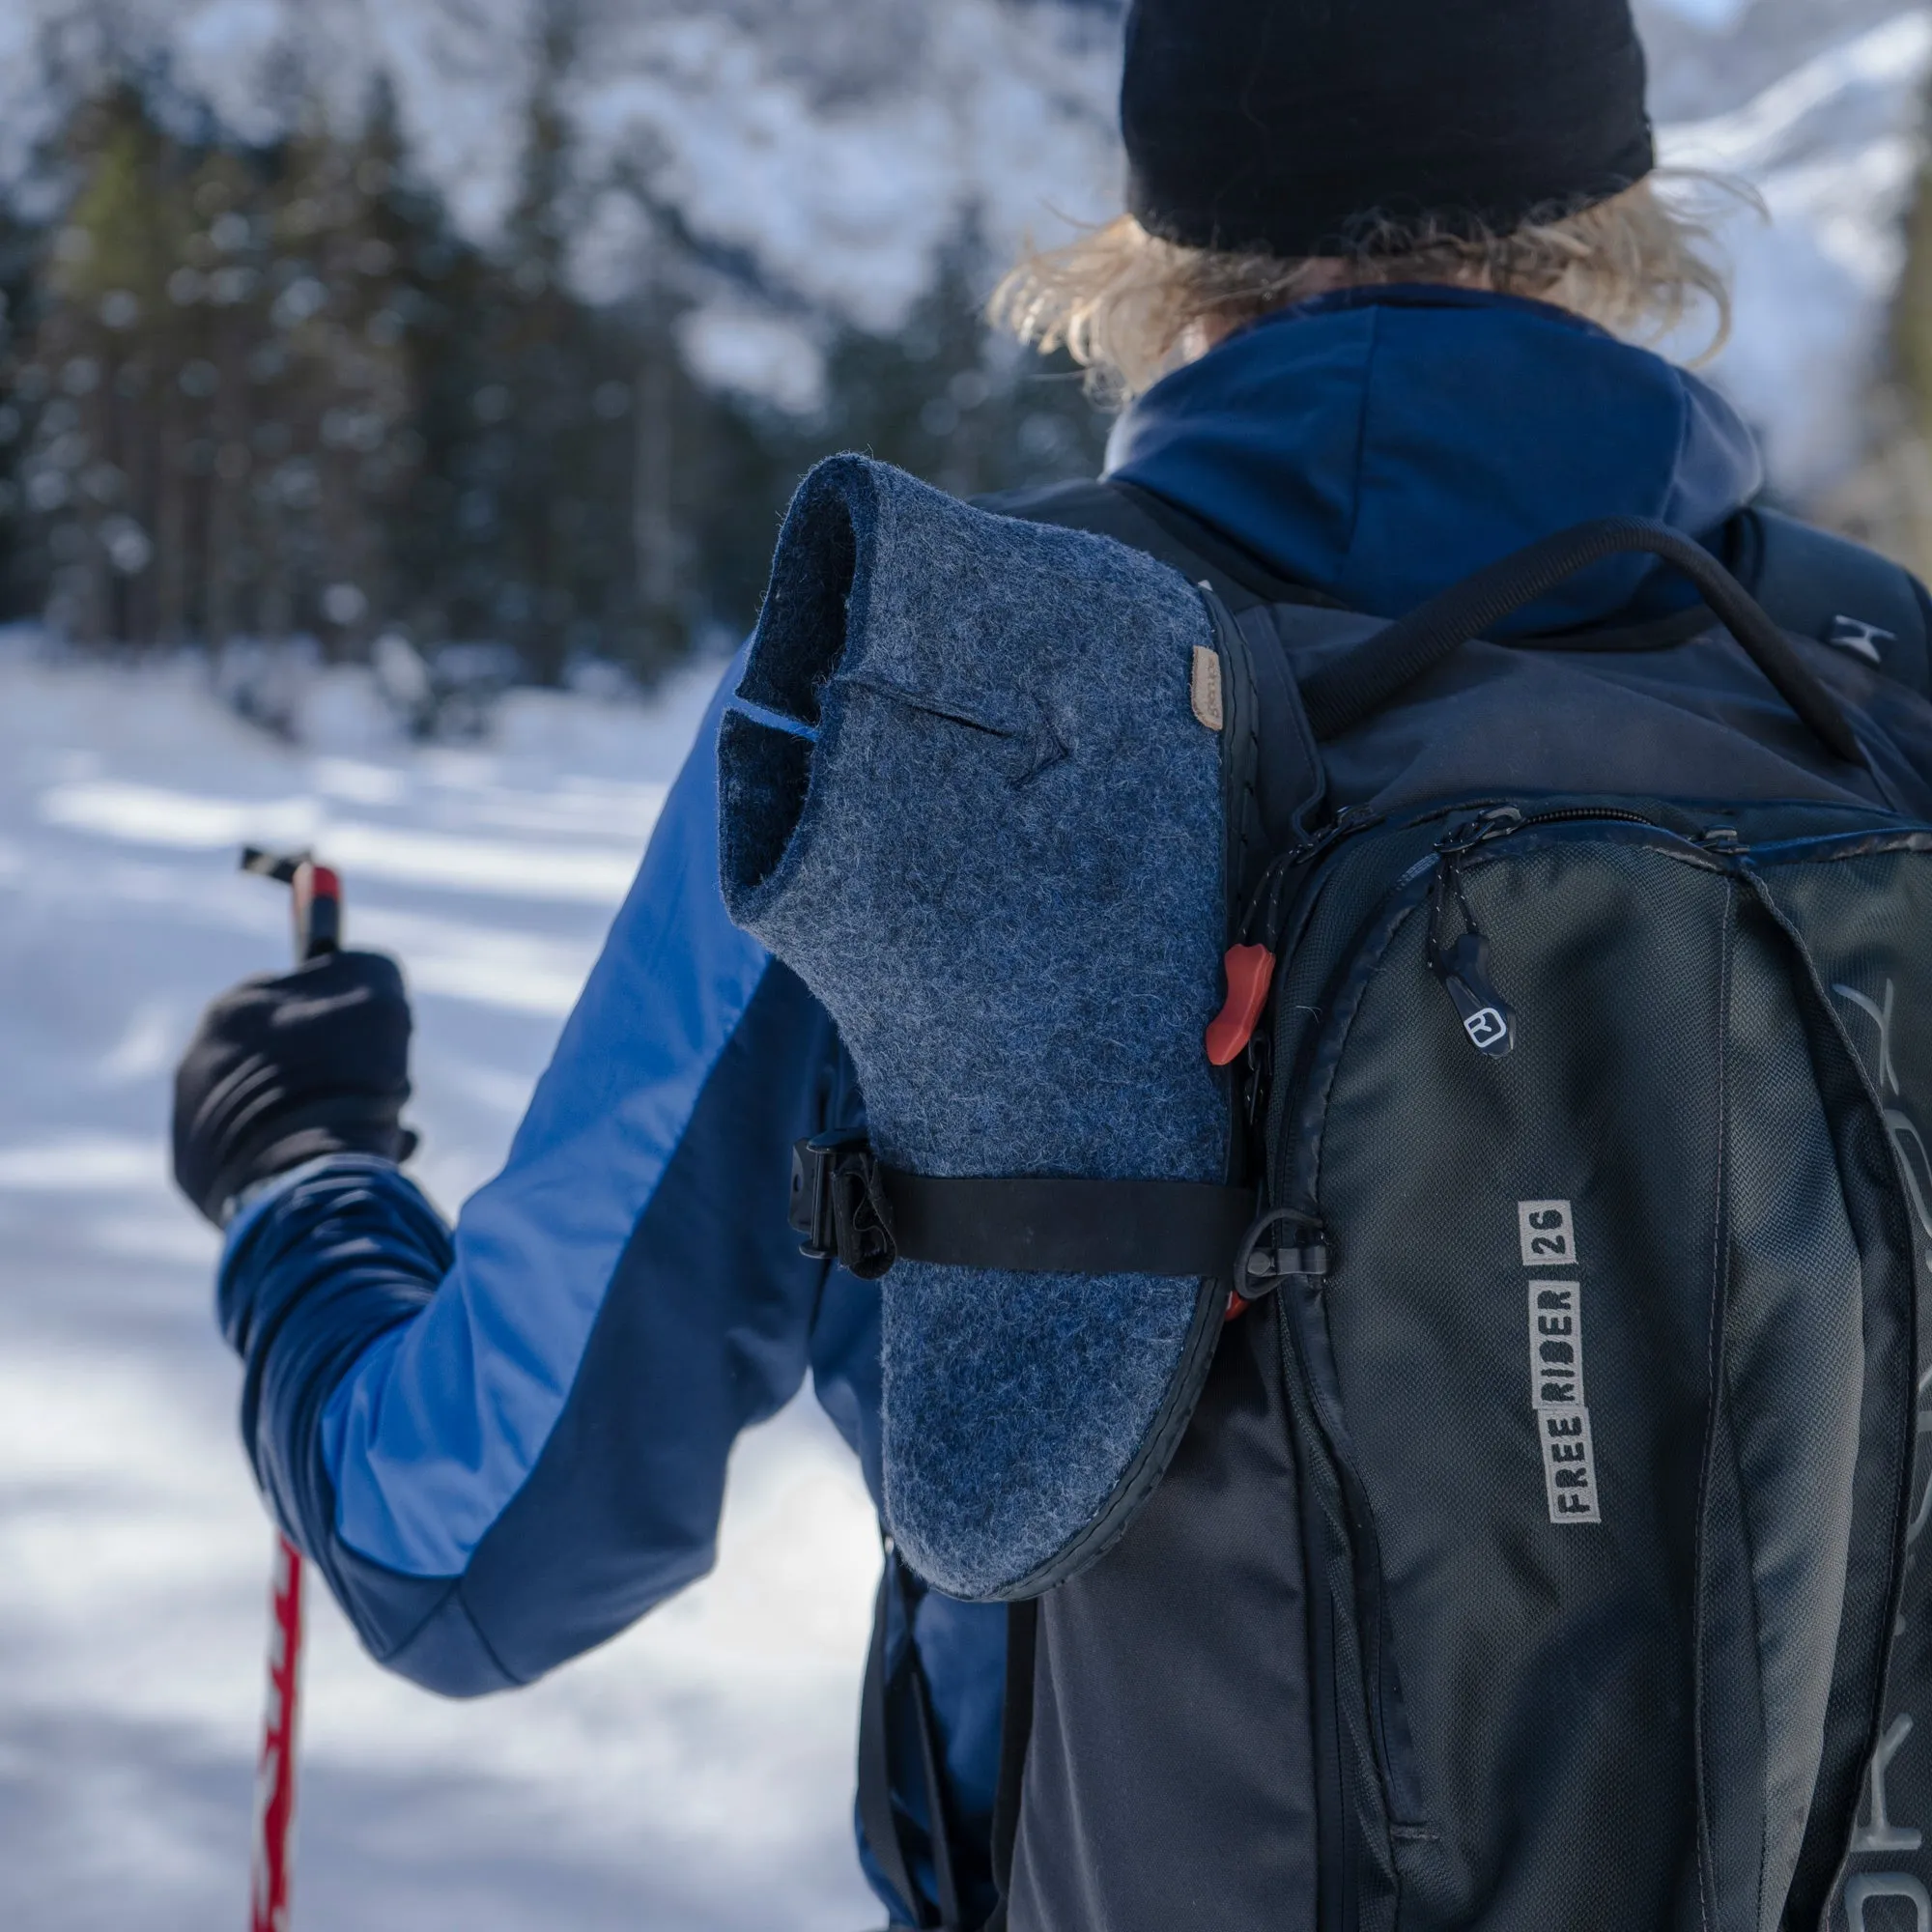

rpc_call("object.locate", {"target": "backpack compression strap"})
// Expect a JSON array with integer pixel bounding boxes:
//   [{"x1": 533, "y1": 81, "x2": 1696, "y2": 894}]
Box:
[
  {"x1": 859, "y1": 1545, "x2": 966, "y2": 1930},
  {"x1": 788, "y1": 1134, "x2": 1277, "y2": 1285}
]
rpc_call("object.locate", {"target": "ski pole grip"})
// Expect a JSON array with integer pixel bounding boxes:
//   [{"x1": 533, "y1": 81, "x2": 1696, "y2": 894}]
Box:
[
  {"x1": 293, "y1": 863, "x2": 342, "y2": 962},
  {"x1": 240, "y1": 847, "x2": 344, "y2": 963}
]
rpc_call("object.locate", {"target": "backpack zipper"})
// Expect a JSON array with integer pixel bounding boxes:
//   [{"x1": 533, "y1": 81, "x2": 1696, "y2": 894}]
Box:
[
  {"x1": 1255, "y1": 802, "x2": 1731, "y2": 1151},
  {"x1": 1258, "y1": 801, "x2": 1731, "y2": 1884},
  {"x1": 1208, "y1": 807, "x2": 1385, "y2": 1076},
  {"x1": 1275, "y1": 1268, "x2": 1429, "y2": 1834},
  {"x1": 1427, "y1": 807, "x2": 1731, "y2": 1056},
  {"x1": 1427, "y1": 818, "x2": 1518, "y2": 1059},
  {"x1": 1246, "y1": 807, "x2": 1388, "y2": 952}
]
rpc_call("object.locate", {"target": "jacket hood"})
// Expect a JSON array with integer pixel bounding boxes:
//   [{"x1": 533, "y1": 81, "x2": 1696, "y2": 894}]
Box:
[{"x1": 1105, "y1": 287, "x2": 1764, "y2": 636}]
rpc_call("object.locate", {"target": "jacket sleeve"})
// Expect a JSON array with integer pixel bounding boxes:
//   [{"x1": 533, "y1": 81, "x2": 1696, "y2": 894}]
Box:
[{"x1": 217, "y1": 668, "x2": 845, "y2": 1696}]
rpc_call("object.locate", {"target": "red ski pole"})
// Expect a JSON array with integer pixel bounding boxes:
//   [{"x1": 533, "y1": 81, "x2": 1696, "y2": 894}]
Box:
[
  {"x1": 252, "y1": 1531, "x2": 306, "y2": 1932},
  {"x1": 239, "y1": 845, "x2": 343, "y2": 1932}
]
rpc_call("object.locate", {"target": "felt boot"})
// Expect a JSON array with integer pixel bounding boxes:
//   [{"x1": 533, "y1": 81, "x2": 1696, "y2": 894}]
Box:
[{"x1": 720, "y1": 455, "x2": 1236, "y2": 1600}]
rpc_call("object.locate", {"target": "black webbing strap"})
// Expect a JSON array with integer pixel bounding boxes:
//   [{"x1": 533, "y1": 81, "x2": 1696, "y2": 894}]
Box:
[
  {"x1": 980, "y1": 1597, "x2": 1039, "y2": 1932},
  {"x1": 791, "y1": 1137, "x2": 1258, "y2": 1281},
  {"x1": 1298, "y1": 514, "x2": 1866, "y2": 766},
  {"x1": 905, "y1": 1566, "x2": 965, "y2": 1929},
  {"x1": 884, "y1": 1170, "x2": 1256, "y2": 1278},
  {"x1": 860, "y1": 1545, "x2": 968, "y2": 1930},
  {"x1": 860, "y1": 1550, "x2": 928, "y2": 1928}
]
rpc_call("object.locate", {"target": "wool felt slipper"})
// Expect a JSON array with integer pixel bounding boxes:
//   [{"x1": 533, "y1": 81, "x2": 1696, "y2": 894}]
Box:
[{"x1": 719, "y1": 454, "x2": 1236, "y2": 1601}]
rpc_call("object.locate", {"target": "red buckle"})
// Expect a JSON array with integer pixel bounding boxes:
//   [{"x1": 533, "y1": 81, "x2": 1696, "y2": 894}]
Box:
[{"x1": 1205, "y1": 944, "x2": 1277, "y2": 1067}]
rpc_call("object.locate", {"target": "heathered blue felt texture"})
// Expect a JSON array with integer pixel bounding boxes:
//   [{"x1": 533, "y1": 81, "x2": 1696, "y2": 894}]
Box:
[{"x1": 720, "y1": 455, "x2": 1228, "y2": 1600}]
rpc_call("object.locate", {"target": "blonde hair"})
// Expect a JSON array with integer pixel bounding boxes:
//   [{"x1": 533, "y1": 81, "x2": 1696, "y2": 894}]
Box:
[{"x1": 991, "y1": 176, "x2": 1748, "y2": 405}]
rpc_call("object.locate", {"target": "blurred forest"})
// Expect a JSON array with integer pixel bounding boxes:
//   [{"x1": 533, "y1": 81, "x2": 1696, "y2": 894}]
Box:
[
  {"x1": 0, "y1": 71, "x2": 1109, "y2": 697},
  {"x1": 9, "y1": 0, "x2": 1932, "y2": 713}
]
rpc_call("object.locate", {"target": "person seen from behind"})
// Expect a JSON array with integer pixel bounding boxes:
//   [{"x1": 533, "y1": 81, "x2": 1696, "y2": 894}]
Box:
[{"x1": 172, "y1": 3, "x2": 1932, "y2": 1927}]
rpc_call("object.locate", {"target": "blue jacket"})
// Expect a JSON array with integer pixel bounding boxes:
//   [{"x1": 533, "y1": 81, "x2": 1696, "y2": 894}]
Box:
[{"x1": 218, "y1": 289, "x2": 1767, "y2": 1923}]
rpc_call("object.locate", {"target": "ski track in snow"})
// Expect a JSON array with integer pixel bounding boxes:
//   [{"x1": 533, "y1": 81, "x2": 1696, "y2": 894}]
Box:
[{"x1": 0, "y1": 642, "x2": 883, "y2": 1931}]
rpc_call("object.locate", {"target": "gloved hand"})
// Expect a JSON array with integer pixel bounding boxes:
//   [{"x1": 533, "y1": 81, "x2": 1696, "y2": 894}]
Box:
[{"x1": 172, "y1": 950, "x2": 417, "y2": 1226}]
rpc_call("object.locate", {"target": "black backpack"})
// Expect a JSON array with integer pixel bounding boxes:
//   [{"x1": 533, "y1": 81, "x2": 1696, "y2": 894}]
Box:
[{"x1": 856, "y1": 481, "x2": 1932, "y2": 1932}]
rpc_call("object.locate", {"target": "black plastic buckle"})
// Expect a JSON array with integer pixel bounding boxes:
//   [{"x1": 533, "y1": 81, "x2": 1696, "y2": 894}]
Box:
[
  {"x1": 1235, "y1": 1208, "x2": 1330, "y2": 1299},
  {"x1": 789, "y1": 1131, "x2": 899, "y2": 1281}
]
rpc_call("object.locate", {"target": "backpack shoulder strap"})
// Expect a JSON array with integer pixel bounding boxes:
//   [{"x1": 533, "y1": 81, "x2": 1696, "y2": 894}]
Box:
[
  {"x1": 1728, "y1": 505, "x2": 1932, "y2": 696},
  {"x1": 980, "y1": 1598, "x2": 1038, "y2": 1932},
  {"x1": 976, "y1": 477, "x2": 1329, "y2": 614}
]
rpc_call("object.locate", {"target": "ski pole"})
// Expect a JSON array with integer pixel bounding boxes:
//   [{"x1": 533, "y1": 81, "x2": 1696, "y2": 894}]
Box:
[{"x1": 238, "y1": 844, "x2": 342, "y2": 1932}]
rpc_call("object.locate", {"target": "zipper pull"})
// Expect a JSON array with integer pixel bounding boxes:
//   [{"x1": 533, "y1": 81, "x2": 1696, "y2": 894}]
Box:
[
  {"x1": 1436, "y1": 805, "x2": 1522, "y2": 857},
  {"x1": 1428, "y1": 846, "x2": 1515, "y2": 1058},
  {"x1": 1432, "y1": 927, "x2": 1515, "y2": 1057}
]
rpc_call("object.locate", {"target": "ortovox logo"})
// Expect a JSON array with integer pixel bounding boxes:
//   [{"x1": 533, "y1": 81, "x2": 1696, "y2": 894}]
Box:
[
  {"x1": 1831, "y1": 614, "x2": 1896, "y2": 665},
  {"x1": 1517, "y1": 1201, "x2": 1600, "y2": 1524},
  {"x1": 1464, "y1": 1007, "x2": 1510, "y2": 1052}
]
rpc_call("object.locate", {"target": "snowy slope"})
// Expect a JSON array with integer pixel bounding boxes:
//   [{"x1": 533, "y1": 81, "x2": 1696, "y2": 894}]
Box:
[{"x1": 0, "y1": 640, "x2": 883, "y2": 1931}]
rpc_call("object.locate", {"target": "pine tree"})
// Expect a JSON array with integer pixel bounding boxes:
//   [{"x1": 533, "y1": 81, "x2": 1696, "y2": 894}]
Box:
[
  {"x1": 0, "y1": 52, "x2": 1113, "y2": 691},
  {"x1": 13, "y1": 85, "x2": 436, "y2": 654},
  {"x1": 397, "y1": 0, "x2": 697, "y2": 684}
]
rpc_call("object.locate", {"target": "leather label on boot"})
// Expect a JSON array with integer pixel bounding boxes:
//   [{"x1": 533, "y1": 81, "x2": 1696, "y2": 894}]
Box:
[{"x1": 1190, "y1": 645, "x2": 1224, "y2": 731}]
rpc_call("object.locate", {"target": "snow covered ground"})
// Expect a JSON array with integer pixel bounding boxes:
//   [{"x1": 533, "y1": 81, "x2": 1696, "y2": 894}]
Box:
[{"x1": 0, "y1": 639, "x2": 885, "y2": 1930}]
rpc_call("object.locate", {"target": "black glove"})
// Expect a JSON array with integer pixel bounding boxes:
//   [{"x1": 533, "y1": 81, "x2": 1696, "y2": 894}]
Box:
[{"x1": 172, "y1": 950, "x2": 417, "y2": 1225}]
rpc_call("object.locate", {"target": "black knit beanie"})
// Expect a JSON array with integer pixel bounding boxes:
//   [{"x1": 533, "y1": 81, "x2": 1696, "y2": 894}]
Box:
[{"x1": 1122, "y1": 0, "x2": 1656, "y2": 259}]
